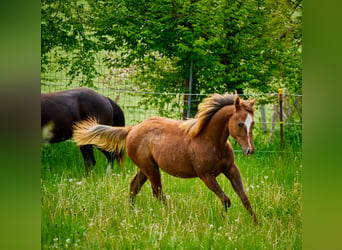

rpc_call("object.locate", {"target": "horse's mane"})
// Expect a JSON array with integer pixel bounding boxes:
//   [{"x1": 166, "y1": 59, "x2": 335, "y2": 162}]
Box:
[{"x1": 179, "y1": 93, "x2": 254, "y2": 138}]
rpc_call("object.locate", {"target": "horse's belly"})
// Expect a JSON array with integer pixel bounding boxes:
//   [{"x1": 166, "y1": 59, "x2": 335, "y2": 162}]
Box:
[
  {"x1": 149, "y1": 133, "x2": 197, "y2": 177},
  {"x1": 154, "y1": 150, "x2": 197, "y2": 178},
  {"x1": 160, "y1": 166, "x2": 198, "y2": 178}
]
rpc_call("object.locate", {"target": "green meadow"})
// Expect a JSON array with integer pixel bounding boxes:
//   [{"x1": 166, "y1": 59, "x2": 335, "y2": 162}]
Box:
[
  {"x1": 41, "y1": 138, "x2": 302, "y2": 249},
  {"x1": 41, "y1": 1, "x2": 302, "y2": 247}
]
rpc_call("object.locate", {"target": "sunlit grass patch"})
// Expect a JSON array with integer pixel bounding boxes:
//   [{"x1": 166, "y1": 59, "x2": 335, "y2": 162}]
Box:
[{"x1": 41, "y1": 142, "x2": 302, "y2": 249}]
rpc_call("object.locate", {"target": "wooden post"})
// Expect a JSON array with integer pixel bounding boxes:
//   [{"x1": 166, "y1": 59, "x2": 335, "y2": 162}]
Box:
[
  {"x1": 182, "y1": 79, "x2": 189, "y2": 120},
  {"x1": 260, "y1": 104, "x2": 267, "y2": 133},
  {"x1": 283, "y1": 88, "x2": 289, "y2": 120},
  {"x1": 278, "y1": 88, "x2": 284, "y2": 150},
  {"x1": 269, "y1": 104, "x2": 277, "y2": 142},
  {"x1": 187, "y1": 60, "x2": 193, "y2": 119},
  {"x1": 183, "y1": 60, "x2": 194, "y2": 120}
]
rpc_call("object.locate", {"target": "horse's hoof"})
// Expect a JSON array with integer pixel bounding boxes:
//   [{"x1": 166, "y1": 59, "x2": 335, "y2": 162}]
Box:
[
  {"x1": 224, "y1": 198, "x2": 231, "y2": 211},
  {"x1": 253, "y1": 216, "x2": 260, "y2": 225},
  {"x1": 220, "y1": 209, "x2": 228, "y2": 218}
]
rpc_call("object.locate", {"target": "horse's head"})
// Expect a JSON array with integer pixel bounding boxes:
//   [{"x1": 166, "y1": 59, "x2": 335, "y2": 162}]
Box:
[{"x1": 228, "y1": 96, "x2": 256, "y2": 156}]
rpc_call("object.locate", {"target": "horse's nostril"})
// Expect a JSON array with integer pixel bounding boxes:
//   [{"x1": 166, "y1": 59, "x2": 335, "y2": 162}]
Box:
[{"x1": 246, "y1": 149, "x2": 253, "y2": 156}]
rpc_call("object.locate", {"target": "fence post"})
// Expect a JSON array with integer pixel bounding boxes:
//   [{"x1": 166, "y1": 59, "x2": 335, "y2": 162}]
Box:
[
  {"x1": 187, "y1": 60, "x2": 193, "y2": 119},
  {"x1": 278, "y1": 88, "x2": 284, "y2": 150},
  {"x1": 260, "y1": 104, "x2": 267, "y2": 133}
]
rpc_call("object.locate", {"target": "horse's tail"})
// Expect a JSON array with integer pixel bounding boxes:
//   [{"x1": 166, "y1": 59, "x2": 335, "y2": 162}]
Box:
[
  {"x1": 106, "y1": 97, "x2": 125, "y2": 127},
  {"x1": 73, "y1": 118, "x2": 132, "y2": 154}
]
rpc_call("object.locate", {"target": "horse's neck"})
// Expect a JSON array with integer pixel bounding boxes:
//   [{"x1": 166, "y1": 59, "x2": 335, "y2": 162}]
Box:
[{"x1": 202, "y1": 106, "x2": 233, "y2": 148}]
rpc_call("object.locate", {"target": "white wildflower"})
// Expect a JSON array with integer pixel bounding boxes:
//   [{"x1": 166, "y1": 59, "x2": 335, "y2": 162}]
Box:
[{"x1": 120, "y1": 219, "x2": 126, "y2": 226}]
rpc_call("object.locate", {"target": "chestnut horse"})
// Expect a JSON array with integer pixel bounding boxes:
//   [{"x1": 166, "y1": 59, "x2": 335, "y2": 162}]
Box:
[
  {"x1": 73, "y1": 94, "x2": 257, "y2": 223},
  {"x1": 41, "y1": 87, "x2": 125, "y2": 176}
]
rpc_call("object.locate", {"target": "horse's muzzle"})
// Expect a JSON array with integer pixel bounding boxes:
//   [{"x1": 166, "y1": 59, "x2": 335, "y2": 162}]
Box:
[{"x1": 243, "y1": 148, "x2": 255, "y2": 156}]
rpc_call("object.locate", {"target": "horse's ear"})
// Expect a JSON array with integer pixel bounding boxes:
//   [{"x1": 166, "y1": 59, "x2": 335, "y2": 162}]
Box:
[
  {"x1": 234, "y1": 95, "x2": 241, "y2": 110},
  {"x1": 249, "y1": 99, "x2": 256, "y2": 107}
]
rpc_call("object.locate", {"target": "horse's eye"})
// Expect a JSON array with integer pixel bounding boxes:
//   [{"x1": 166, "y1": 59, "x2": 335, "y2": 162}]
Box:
[{"x1": 238, "y1": 122, "x2": 244, "y2": 128}]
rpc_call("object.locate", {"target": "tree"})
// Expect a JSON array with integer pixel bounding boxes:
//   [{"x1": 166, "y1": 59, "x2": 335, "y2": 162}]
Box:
[
  {"x1": 41, "y1": 0, "x2": 99, "y2": 86},
  {"x1": 41, "y1": 0, "x2": 302, "y2": 116}
]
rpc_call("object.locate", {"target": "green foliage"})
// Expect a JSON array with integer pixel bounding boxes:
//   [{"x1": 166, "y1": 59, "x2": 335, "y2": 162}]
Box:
[
  {"x1": 41, "y1": 0, "x2": 302, "y2": 104},
  {"x1": 41, "y1": 0, "x2": 99, "y2": 86}
]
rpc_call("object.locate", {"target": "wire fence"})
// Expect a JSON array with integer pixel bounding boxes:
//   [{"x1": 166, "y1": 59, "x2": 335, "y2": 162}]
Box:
[{"x1": 41, "y1": 56, "x2": 302, "y2": 155}]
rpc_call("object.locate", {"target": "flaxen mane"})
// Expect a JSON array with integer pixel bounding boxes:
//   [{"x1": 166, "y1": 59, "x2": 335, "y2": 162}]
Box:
[
  {"x1": 179, "y1": 94, "x2": 235, "y2": 137},
  {"x1": 179, "y1": 93, "x2": 255, "y2": 138}
]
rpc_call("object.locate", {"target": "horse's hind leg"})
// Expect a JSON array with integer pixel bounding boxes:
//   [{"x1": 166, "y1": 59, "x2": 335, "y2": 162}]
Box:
[
  {"x1": 100, "y1": 150, "x2": 114, "y2": 174},
  {"x1": 130, "y1": 170, "x2": 148, "y2": 203},
  {"x1": 223, "y1": 163, "x2": 258, "y2": 224},
  {"x1": 80, "y1": 145, "x2": 95, "y2": 176},
  {"x1": 138, "y1": 162, "x2": 165, "y2": 202},
  {"x1": 199, "y1": 174, "x2": 231, "y2": 211},
  {"x1": 148, "y1": 168, "x2": 165, "y2": 201}
]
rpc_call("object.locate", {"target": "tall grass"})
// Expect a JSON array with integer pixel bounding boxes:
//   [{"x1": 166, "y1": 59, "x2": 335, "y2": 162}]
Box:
[{"x1": 41, "y1": 141, "x2": 302, "y2": 249}]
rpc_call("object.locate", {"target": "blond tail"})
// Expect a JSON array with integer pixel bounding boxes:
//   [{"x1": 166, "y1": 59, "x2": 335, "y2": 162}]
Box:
[{"x1": 73, "y1": 118, "x2": 132, "y2": 154}]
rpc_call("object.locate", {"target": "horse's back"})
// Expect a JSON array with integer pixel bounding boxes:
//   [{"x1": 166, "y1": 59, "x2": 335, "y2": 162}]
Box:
[
  {"x1": 126, "y1": 117, "x2": 183, "y2": 153},
  {"x1": 41, "y1": 88, "x2": 116, "y2": 142},
  {"x1": 106, "y1": 97, "x2": 125, "y2": 126},
  {"x1": 75, "y1": 88, "x2": 113, "y2": 123}
]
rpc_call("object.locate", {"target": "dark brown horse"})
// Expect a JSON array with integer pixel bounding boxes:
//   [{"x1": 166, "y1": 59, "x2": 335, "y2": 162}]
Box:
[
  {"x1": 73, "y1": 94, "x2": 257, "y2": 223},
  {"x1": 41, "y1": 87, "x2": 125, "y2": 175}
]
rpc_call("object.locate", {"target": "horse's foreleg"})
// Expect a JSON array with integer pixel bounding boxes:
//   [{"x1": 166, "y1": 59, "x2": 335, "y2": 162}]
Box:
[
  {"x1": 200, "y1": 174, "x2": 231, "y2": 211},
  {"x1": 80, "y1": 145, "x2": 95, "y2": 176},
  {"x1": 130, "y1": 170, "x2": 148, "y2": 203},
  {"x1": 223, "y1": 163, "x2": 258, "y2": 224}
]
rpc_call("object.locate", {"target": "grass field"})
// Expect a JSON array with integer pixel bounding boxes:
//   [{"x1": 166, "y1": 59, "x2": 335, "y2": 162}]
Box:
[
  {"x1": 41, "y1": 140, "x2": 302, "y2": 249},
  {"x1": 41, "y1": 48, "x2": 302, "y2": 249}
]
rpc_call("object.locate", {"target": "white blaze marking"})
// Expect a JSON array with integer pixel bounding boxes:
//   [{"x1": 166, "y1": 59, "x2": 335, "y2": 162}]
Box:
[{"x1": 244, "y1": 114, "x2": 253, "y2": 148}]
